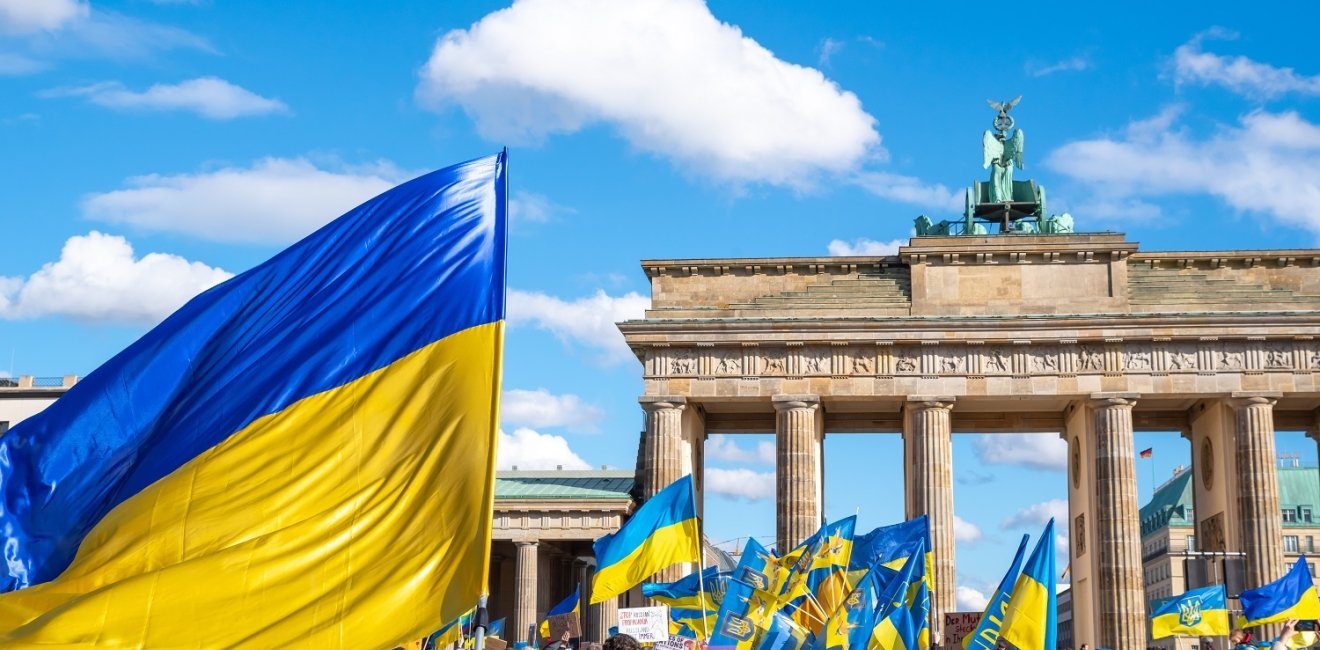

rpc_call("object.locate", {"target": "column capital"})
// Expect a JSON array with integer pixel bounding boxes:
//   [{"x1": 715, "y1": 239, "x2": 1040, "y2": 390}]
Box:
[
  {"x1": 772, "y1": 394, "x2": 821, "y2": 412},
  {"x1": 639, "y1": 395, "x2": 687, "y2": 412},
  {"x1": 514, "y1": 539, "x2": 539, "y2": 548},
  {"x1": 1089, "y1": 392, "x2": 1139, "y2": 409},
  {"x1": 1229, "y1": 391, "x2": 1281, "y2": 410},
  {"x1": 906, "y1": 395, "x2": 955, "y2": 412}
]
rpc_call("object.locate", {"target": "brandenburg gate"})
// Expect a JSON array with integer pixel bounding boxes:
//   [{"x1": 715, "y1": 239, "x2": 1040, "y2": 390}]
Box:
[
  {"x1": 616, "y1": 101, "x2": 1320, "y2": 650},
  {"x1": 620, "y1": 233, "x2": 1320, "y2": 648}
]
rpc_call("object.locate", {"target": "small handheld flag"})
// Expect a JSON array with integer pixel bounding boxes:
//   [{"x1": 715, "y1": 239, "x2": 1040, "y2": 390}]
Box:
[
  {"x1": 999, "y1": 519, "x2": 1058, "y2": 650},
  {"x1": 963, "y1": 534, "x2": 1029, "y2": 650},
  {"x1": 1150, "y1": 585, "x2": 1228, "y2": 639},
  {"x1": 591, "y1": 475, "x2": 702, "y2": 603},
  {"x1": 539, "y1": 583, "x2": 581, "y2": 639}
]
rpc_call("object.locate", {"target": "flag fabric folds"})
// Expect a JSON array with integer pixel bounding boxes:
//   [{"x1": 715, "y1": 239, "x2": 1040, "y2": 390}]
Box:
[
  {"x1": 869, "y1": 537, "x2": 927, "y2": 650},
  {"x1": 712, "y1": 538, "x2": 781, "y2": 650},
  {"x1": 963, "y1": 534, "x2": 1029, "y2": 650},
  {"x1": 999, "y1": 519, "x2": 1057, "y2": 650},
  {"x1": 591, "y1": 474, "x2": 702, "y2": 603},
  {"x1": 644, "y1": 565, "x2": 727, "y2": 612},
  {"x1": 1240, "y1": 556, "x2": 1320, "y2": 627},
  {"x1": 1150, "y1": 585, "x2": 1229, "y2": 639},
  {"x1": 540, "y1": 583, "x2": 582, "y2": 639},
  {"x1": 488, "y1": 618, "x2": 507, "y2": 640},
  {"x1": 0, "y1": 153, "x2": 508, "y2": 647}
]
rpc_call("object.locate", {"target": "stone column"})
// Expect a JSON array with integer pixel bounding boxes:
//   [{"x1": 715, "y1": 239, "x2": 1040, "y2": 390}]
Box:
[
  {"x1": 903, "y1": 396, "x2": 955, "y2": 630},
  {"x1": 639, "y1": 396, "x2": 688, "y2": 499},
  {"x1": 774, "y1": 395, "x2": 824, "y2": 551},
  {"x1": 514, "y1": 540, "x2": 539, "y2": 646},
  {"x1": 1090, "y1": 394, "x2": 1146, "y2": 650},
  {"x1": 1231, "y1": 393, "x2": 1286, "y2": 593}
]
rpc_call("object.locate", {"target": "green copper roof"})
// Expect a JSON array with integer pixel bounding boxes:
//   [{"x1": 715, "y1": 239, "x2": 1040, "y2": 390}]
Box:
[
  {"x1": 1141, "y1": 467, "x2": 1318, "y2": 536},
  {"x1": 494, "y1": 470, "x2": 636, "y2": 500},
  {"x1": 1140, "y1": 469, "x2": 1195, "y2": 536}
]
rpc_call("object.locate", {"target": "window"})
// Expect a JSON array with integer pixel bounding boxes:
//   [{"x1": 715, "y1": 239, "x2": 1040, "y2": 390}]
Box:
[
  {"x1": 1311, "y1": 563, "x2": 1317, "y2": 578},
  {"x1": 1285, "y1": 535, "x2": 1300, "y2": 552},
  {"x1": 1302, "y1": 507, "x2": 1314, "y2": 523},
  {"x1": 1283, "y1": 508, "x2": 1297, "y2": 523},
  {"x1": 1307, "y1": 536, "x2": 1315, "y2": 553}
]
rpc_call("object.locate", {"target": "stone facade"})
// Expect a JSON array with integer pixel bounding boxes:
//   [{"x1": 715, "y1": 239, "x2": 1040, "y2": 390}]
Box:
[{"x1": 620, "y1": 233, "x2": 1320, "y2": 649}]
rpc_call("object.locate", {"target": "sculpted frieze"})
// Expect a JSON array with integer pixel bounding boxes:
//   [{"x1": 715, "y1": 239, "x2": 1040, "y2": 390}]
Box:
[{"x1": 645, "y1": 339, "x2": 1317, "y2": 379}]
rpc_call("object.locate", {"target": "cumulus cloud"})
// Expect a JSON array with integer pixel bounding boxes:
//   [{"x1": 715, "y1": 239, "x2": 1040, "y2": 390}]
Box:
[
  {"x1": 953, "y1": 515, "x2": 982, "y2": 544},
  {"x1": 502, "y1": 388, "x2": 605, "y2": 432},
  {"x1": 497, "y1": 427, "x2": 591, "y2": 470},
  {"x1": 82, "y1": 157, "x2": 408, "y2": 243},
  {"x1": 46, "y1": 77, "x2": 288, "y2": 119},
  {"x1": 417, "y1": 0, "x2": 881, "y2": 188},
  {"x1": 852, "y1": 171, "x2": 962, "y2": 212},
  {"x1": 1047, "y1": 108, "x2": 1320, "y2": 236},
  {"x1": 706, "y1": 435, "x2": 775, "y2": 465},
  {"x1": 705, "y1": 467, "x2": 775, "y2": 502},
  {"x1": 956, "y1": 585, "x2": 989, "y2": 612},
  {"x1": 0, "y1": 231, "x2": 231, "y2": 324},
  {"x1": 1173, "y1": 29, "x2": 1320, "y2": 99},
  {"x1": 972, "y1": 433, "x2": 1068, "y2": 472},
  {"x1": 1027, "y1": 56, "x2": 1090, "y2": 77},
  {"x1": 509, "y1": 190, "x2": 571, "y2": 225},
  {"x1": 1002, "y1": 499, "x2": 1069, "y2": 530},
  {"x1": 827, "y1": 237, "x2": 904, "y2": 256},
  {"x1": 0, "y1": 0, "x2": 87, "y2": 35},
  {"x1": 507, "y1": 288, "x2": 649, "y2": 364}
]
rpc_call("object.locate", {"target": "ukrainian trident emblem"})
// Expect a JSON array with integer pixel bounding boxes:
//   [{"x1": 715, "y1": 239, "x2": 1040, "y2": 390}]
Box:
[{"x1": 1178, "y1": 597, "x2": 1203, "y2": 627}]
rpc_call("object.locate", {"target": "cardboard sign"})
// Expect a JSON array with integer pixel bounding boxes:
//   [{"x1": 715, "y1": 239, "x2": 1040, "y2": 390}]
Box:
[
  {"x1": 617, "y1": 606, "x2": 670, "y2": 643},
  {"x1": 942, "y1": 611, "x2": 983, "y2": 649},
  {"x1": 654, "y1": 635, "x2": 697, "y2": 650},
  {"x1": 485, "y1": 638, "x2": 508, "y2": 650},
  {"x1": 548, "y1": 612, "x2": 582, "y2": 641}
]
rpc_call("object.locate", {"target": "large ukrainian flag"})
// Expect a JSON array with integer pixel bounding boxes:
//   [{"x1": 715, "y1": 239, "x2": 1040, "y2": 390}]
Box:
[
  {"x1": 1150, "y1": 585, "x2": 1229, "y2": 639},
  {"x1": 999, "y1": 519, "x2": 1057, "y2": 650},
  {"x1": 0, "y1": 152, "x2": 508, "y2": 648},
  {"x1": 1240, "y1": 556, "x2": 1320, "y2": 627}
]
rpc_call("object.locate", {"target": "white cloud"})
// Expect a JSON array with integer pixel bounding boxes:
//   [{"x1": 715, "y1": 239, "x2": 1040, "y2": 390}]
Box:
[
  {"x1": 1047, "y1": 108, "x2": 1320, "y2": 236},
  {"x1": 502, "y1": 388, "x2": 605, "y2": 432},
  {"x1": 14, "y1": 8, "x2": 212, "y2": 61},
  {"x1": 507, "y1": 288, "x2": 649, "y2": 364},
  {"x1": 1027, "y1": 56, "x2": 1090, "y2": 77},
  {"x1": 1002, "y1": 499, "x2": 1069, "y2": 530},
  {"x1": 972, "y1": 433, "x2": 1068, "y2": 472},
  {"x1": 827, "y1": 237, "x2": 903, "y2": 256},
  {"x1": 417, "y1": 0, "x2": 881, "y2": 188},
  {"x1": 509, "y1": 190, "x2": 571, "y2": 225},
  {"x1": 0, "y1": 231, "x2": 231, "y2": 324},
  {"x1": 956, "y1": 585, "x2": 988, "y2": 612},
  {"x1": 47, "y1": 77, "x2": 288, "y2": 119},
  {"x1": 817, "y1": 37, "x2": 845, "y2": 67},
  {"x1": 706, "y1": 435, "x2": 775, "y2": 465},
  {"x1": 953, "y1": 515, "x2": 982, "y2": 544},
  {"x1": 497, "y1": 427, "x2": 591, "y2": 470},
  {"x1": 0, "y1": 0, "x2": 87, "y2": 35},
  {"x1": 1173, "y1": 29, "x2": 1320, "y2": 99},
  {"x1": 82, "y1": 157, "x2": 408, "y2": 244},
  {"x1": 705, "y1": 467, "x2": 775, "y2": 502},
  {"x1": 852, "y1": 171, "x2": 962, "y2": 212}
]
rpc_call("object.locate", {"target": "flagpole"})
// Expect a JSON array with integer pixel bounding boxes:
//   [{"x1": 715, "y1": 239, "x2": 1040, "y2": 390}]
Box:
[
  {"x1": 691, "y1": 476, "x2": 711, "y2": 644},
  {"x1": 473, "y1": 596, "x2": 489, "y2": 650}
]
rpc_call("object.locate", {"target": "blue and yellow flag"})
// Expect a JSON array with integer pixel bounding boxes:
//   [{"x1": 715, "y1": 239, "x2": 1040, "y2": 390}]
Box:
[
  {"x1": 999, "y1": 519, "x2": 1057, "y2": 650},
  {"x1": 489, "y1": 618, "x2": 507, "y2": 641},
  {"x1": 540, "y1": 583, "x2": 581, "y2": 639},
  {"x1": 592, "y1": 474, "x2": 702, "y2": 603},
  {"x1": 645, "y1": 565, "x2": 728, "y2": 611},
  {"x1": 712, "y1": 538, "x2": 781, "y2": 650},
  {"x1": 1151, "y1": 585, "x2": 1229, "y2": 639},
  {"x1": 0, "y1": 154, "x2": 508, "y2": 647},
  {"x1": 963, "y1": 534, "x2": 1029, "y2": 650},
  {"x1": 1240, "y1": 555, "x2": 1320, "y2": 627},
  {"x1": 757, "y1": 612, "x2": 813, "y2": 650},
  {"x1": 870, "y1": 538, "x2": 926, "y2": 650},
  {"x1": 849, "y1": 516, "x2": 930, "y2": 575}
]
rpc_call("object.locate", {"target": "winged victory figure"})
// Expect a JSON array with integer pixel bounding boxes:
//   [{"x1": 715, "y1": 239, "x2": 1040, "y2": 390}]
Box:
[{"x1": 983, "y1": 96, "x2": 1025, "y2": 203}]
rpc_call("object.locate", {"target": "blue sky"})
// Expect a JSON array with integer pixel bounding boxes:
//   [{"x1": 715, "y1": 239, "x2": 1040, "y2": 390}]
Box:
[{"x1": 2, "y1": 0, "x2": 1319, "y2": 610}]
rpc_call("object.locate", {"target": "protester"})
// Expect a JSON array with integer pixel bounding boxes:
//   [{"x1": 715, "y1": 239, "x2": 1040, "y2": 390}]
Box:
[
  {"x1": 1229, "y1": 628, "x2": 1253, "y2": 650},
  {"x1": 602, "y1": 633, "x2": 640, "y2": 650},
  {"x1": 544, "y1": 630, "x2": 572, "y2": 650},
  {"x1": 1268, "y1": 619, "x2": 1300, "y2": 650}
]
